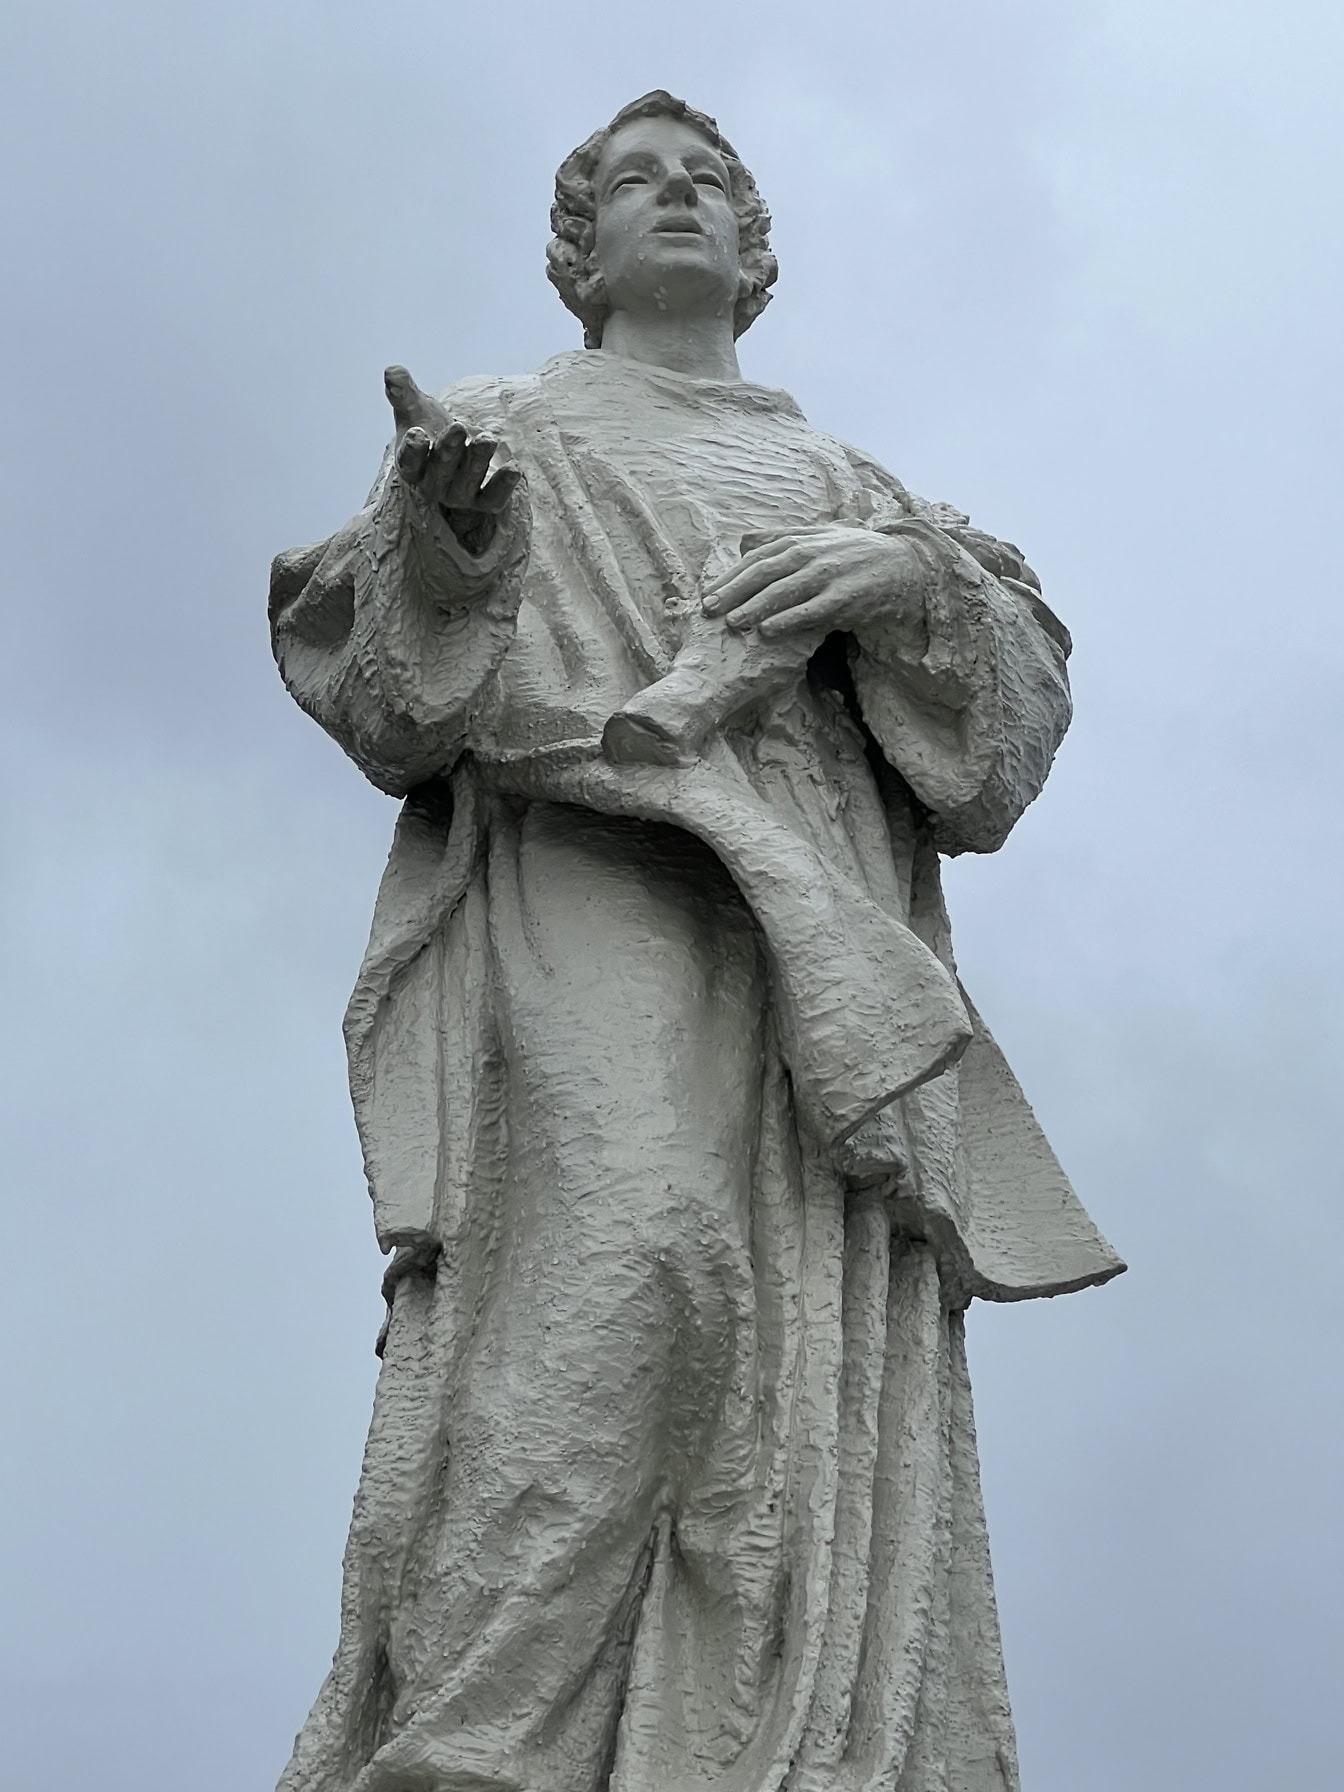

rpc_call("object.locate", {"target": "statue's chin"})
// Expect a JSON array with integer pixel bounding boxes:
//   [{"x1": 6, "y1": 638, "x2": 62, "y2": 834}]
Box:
[{"x1": 605, "y1": 243, "x2": 737, "y2": 316}]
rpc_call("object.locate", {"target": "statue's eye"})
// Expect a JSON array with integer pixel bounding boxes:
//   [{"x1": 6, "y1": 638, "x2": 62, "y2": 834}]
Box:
[
  {"x1": 611, "y1": 172, "x2": 646, "y2": 192},
  {"x1": 694, "y1": 173, "x2": 727, "y2": 192}
]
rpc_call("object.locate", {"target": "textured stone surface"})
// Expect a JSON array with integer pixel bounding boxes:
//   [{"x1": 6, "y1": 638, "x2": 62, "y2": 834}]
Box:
[{"x1": 269, "y1": 89, "x2": 1122, "y2": 1792}]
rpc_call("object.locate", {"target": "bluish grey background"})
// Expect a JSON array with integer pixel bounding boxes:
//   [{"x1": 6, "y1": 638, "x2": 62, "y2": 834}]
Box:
[{"x1": 2, "y1": 2, "x2": 1340, "y2": 1786}]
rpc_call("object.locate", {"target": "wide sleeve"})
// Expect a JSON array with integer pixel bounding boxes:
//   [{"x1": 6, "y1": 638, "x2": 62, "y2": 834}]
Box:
[
  {"x1": 268, "y1": 440, "x2": 530, "y2": 796},
  {"x1": 845, "y1": 482, "x2": 1073, "y2": 856}
]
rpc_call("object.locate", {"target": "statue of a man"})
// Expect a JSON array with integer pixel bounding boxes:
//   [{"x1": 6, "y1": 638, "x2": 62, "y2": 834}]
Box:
[{"x1": 269, "y1": 89, "x2": 1122, "y2": 1792}]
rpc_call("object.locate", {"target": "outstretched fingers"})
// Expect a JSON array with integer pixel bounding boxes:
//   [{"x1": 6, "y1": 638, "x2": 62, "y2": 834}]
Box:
[
  {"x1": 444, "y1": 437, "x2": 498, "y2": 509},
  {"x1": 396, "y1": 426, "x2": 432, "y2": 483},
  {"x1": 421, "y1": 425, "x2": 467, "y2": 501},
  {"x1": 385, "y1": 380, "x2": 520, "y2": 521},
  {"x1": 384, "y1": 364, "x2": 428, "y2": 433},
  {"x1": 474, "y1": 466, "x2": 521, "y2": 513}
]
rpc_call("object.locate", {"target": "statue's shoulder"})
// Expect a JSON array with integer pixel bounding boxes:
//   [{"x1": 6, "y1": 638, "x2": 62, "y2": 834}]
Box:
[
  {"x1": 814, "y1": 434, "x2": 916, "y2": 510},
  {"x1": 830, "y1": 435, "x2": 994, "y2": 535}
]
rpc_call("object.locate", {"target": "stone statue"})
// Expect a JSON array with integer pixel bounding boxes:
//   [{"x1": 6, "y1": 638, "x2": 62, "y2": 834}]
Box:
[{"x1": 268, "y1": 90, "x2": 1123, "y2": 1792}]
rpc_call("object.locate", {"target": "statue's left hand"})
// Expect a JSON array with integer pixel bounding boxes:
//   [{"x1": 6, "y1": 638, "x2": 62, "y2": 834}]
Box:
[{"x1": 701, "y1": 523, "x2": 925, "y2": 638}]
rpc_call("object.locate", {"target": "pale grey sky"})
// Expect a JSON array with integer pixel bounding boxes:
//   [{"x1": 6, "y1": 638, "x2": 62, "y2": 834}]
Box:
[{"x1": 2, "y1": 2, "x2": 1340, "y2": 1786}]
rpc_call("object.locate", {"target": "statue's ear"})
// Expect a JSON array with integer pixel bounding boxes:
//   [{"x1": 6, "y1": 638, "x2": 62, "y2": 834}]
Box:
[{"x1": 575, "y1": 265, "x2": 607, "y2": 311}]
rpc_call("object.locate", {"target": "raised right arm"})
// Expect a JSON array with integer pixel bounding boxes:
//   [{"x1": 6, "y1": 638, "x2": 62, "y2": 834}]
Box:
[{"x1": 268, "y1": 369, "x2": 530, "y2": 796}]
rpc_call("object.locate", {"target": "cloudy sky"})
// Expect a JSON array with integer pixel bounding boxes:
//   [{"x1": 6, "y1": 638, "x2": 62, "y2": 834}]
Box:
[{"x1": 2, "y1": 1, "x2": 1341, "y2": 1786}]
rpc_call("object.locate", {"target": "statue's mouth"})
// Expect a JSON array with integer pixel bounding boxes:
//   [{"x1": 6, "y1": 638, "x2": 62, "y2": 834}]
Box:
[{"x1": 651, "y1": 218, "x2": 705, "y2": 236}]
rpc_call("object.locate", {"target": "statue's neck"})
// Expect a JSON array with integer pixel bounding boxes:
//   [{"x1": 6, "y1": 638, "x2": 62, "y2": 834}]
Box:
[{"x1": 599, "y1": 309, "x2": 742, "y2": 382}]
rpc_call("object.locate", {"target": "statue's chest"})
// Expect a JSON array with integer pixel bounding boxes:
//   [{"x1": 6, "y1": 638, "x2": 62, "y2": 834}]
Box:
[{"x1": 603, "y1": 409, "x2": 858, "y2": 574}]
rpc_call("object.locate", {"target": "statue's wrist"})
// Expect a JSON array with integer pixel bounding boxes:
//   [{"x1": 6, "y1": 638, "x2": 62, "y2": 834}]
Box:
[{"x1": 382, "y1": 472, "x2": 516, "y2": 601}]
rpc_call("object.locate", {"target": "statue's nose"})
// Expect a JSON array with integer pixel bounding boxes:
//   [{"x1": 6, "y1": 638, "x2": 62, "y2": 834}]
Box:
[{"x1": 658, "y1": 167, "x2": 697, "y2": 205}]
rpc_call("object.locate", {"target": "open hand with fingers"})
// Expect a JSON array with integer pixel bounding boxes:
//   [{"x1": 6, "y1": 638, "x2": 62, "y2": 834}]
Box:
[
  {"x1": 701, "y1": 522, "x2": 926, "y2": 639},
  {"x1": 384, "y1": 365, "x2": 521, "y2": 556}
]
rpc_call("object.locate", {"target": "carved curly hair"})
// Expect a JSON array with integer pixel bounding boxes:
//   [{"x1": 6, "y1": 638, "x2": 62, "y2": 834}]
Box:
[{"x1": 547, "y1": 90, "x2": 778, "y2": 350}]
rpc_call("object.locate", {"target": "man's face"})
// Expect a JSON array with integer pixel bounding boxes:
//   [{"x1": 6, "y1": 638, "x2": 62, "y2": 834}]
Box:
[{"x1": 591, "y1": 114, "x2": 741, "y2": 327}]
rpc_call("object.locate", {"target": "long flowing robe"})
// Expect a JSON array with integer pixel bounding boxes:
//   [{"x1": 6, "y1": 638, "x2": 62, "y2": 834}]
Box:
[{"x1": 269, "y1": 350, "x2": 1122, "y2": 1792}]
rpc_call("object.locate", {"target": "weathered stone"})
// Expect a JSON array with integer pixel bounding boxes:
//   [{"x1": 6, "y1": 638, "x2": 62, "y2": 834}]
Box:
[{"x1": 269, "y1": 89, "x2": 1122, "y2": 1792}]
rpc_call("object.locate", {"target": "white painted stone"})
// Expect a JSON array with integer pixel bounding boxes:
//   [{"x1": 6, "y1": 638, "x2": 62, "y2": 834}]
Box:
[{"x1": 269, "y1": 90, "x2": 1122, "y2": 1792}]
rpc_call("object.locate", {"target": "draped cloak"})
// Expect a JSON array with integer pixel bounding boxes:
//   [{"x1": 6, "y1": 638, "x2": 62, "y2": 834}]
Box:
[{"x1": 268, "y1": 351, "x2": 1123, "y2": 1792}]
